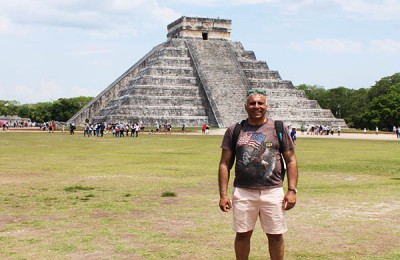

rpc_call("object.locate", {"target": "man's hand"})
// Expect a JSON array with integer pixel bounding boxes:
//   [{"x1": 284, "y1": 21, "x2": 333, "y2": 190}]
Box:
[
  {"x1": 218, "y1": 149, "x2": 232, "y2": 212},
  {"x1": 219, "y1": 195, "x2": 232, "y2": 212},
  {"x1": 282, "y1": 191, "x2": 296, "y2": 210}
]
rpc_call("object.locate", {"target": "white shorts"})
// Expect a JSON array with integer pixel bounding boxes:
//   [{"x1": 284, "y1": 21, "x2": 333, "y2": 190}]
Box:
[{"x1": 232, "y1": 187, "x2": 287, "y2": 234}]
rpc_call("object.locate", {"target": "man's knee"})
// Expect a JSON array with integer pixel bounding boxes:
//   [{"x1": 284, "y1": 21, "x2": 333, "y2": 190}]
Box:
[
  {"x1": 266, "y1": 233, "x2": 283, "y2": 243},
  {"x1": 236, "y1": 230, "x2": 253, "y2": 241}
]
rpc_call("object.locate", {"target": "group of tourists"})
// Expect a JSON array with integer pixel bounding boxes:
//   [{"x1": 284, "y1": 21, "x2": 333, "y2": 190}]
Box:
[
  {"x1": 42, "y1": 121, "x2": 57, "y2": 133},
  {"x1": 82, "y1": 122, "x2": 144, "y2": 138},
  {"x1": 300, "y1": 124, "x2": 341, "y2": 136}
]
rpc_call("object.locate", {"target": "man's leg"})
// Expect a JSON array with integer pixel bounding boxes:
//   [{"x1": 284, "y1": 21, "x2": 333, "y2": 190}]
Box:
[
  {"x1": 235, "y1": 230, "x2": 253, "y2": 260},
  {"x1": 266, "y1": 233, "x2": 284, "y2": 260}
]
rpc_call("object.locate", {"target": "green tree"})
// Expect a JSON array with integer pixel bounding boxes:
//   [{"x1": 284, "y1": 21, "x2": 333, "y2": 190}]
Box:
[
  {"x1": 345, "y1": 88, "x2": 369, "y2": 128},
  {"x1": 1, "y1": 96, "x2": 93, "y2": 123},
  {"x1": 367, "y1": 73, "x2": 400, "y2": 101},
  {"x1": 50, "y1": 98, "x2": 77, "y2": 122},
  {"x1": 0, "y1": 100, "x2": 20, "y2": 116},
  {"x1": 30, "y1": 102, "x2": 52, "y2": 123},
  {"x1": 49, "y1": 96, "x2": 92, "y2": 122},
  {"x1": 297, "y1": 84, "x2": 329, "y2": 107},
  {"x1": 362, "y1": 83, "x2": 400, "y2": 130},
  {"x1": 17, "y1": 104, "x2": 34, "y2": 118}
]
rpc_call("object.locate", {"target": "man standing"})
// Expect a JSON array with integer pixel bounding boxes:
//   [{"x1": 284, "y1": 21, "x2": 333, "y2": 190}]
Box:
[{"x1": 218, "y1": 89, "x2": 298, "y2": 260}]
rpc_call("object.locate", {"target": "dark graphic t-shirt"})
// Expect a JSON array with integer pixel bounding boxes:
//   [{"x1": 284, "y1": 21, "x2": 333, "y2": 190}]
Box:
[{"x1": 221, "y1": 119, "x2": 295, "y2": 189}]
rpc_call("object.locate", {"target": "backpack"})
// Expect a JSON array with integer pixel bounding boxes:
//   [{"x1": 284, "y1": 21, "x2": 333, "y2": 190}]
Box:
[{"x1": 229, "y1": 119, "x2": 287, "y2": 180}]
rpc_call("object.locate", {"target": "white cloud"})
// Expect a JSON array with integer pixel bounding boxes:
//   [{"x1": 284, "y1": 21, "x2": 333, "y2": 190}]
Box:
[
  {"x1": 71, "y1": 47, "x2": 112, "y2": 56},
  {"x1": 37, "y1": 80, "x2": 66, "y2": 102},
  {"x1": 2, "y1": 80, "x2": 99, "y2": 103},
  {"x1": 370, "y1": 39, "x2": 400, "y2": 53},
  {"x1": 230, "y1": 0, "x2": 277, "y2": 4},
  {"x1": 107, "y1": 0, "x2": 148, "y2": 11},
  {"x1": 334, "y1": 0, "x2": 400, "y2": 20},
  {"x1": 168, "y1": 0, "x2": 277, "y2": 7},
  {"x1": 286, "y1": 38, "x2": 365, "y2": 53},
  {"x1": 0, "y1": 16, "x2": 12, "y2": 33},
  {"x1": 167, "y1": 0, "x2": 221, "y2": 7},
  {"x1": 69, "y1": 85, "x2": 99, "y2": 98},
  {"x1": 287, "y1": 42, "x2": 304, "y2": 51},
  {"x1": 284, "y1": 0, "x2": 317, "y2": 13},
  {"x1": 281, "y1": 0, "x2": 400, "y2": 20},
  {"x1": 282, "y1": 0, "x2": 339, "y2": 15},
  {"x1": 147, "y1": 2, "x2": 181, "y2": 24},
  {"x1": 0, "y1": 0, "x2": 179, "y2": 37},
  {"x1": 305, "y1": 38, "x2": 364, "y2": 53}
]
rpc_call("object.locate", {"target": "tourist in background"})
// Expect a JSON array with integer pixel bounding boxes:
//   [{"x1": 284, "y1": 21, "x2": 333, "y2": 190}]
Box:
[
  {"x1": 182, "y1": 123, "x2": 186, "y2": 135},
  {"x1": 290, "y1": 127, "x2": 297, "y2": 145}
]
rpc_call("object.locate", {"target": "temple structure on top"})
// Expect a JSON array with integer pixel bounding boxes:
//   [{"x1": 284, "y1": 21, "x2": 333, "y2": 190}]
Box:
[
  {"x1": 67, "y1": 16, "x2": 347, "y2": 129},
  {"x1": 167, "y1": 16, "x2": 231, "y2": 40}
]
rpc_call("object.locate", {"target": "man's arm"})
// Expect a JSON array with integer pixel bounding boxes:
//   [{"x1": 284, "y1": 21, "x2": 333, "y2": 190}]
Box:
[
  {"x1": 218, "y1": 149, "x2": 233, "y2": 212},
  {"x1": 282, "y1": 149, "x2": 298, "y2": 210}
]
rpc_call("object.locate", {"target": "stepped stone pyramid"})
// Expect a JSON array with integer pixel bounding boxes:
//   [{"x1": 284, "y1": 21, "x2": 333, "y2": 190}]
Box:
[{"x1": 68, "y1": 16, "x2": 347, "y2": 128}]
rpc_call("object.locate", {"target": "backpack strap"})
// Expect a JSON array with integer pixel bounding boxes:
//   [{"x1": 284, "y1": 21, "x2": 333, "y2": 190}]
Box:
[
  {"x1": 229, "y1": 119, "x2": 246, "y2": 173},
  {"x1": 274, "y1": 120, "x2": 285, "y2": 153},
  {"x1": 274, "y1": 120, "x2": 287, "y2": 180}
]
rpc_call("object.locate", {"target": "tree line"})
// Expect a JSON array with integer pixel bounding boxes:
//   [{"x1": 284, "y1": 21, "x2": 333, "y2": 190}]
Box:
[
  {"x1": 297, "y1": 73, "x2": 400, "y2": 130},
  {"x1": 0, "y1": 96, "x2": 93, "y2": 123},
  {"x1": 1, "y1": 73, "x2": 399, "y2": 130}
]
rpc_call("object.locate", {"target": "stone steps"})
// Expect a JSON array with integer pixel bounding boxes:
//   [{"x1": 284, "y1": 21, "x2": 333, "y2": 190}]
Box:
[
  {"x1": 139, "y1": 66, "x2": 196, "y2": 77},
  {"x1": 152, "y1": 47, "x2": 190, "y2": 59},
  {"x1": 244, "y1": 69, "x2": 281, "y2": 80},
  {"x1": 108, "y1": 95, "x2": 204, "y2": 106},
  {"x1": 268, "y1": 99, "x2": 320, "y2": 109},
  {"x1": 146, "y1": 57, "x2": 192, "y2": 67},
  {"x1": 129, "y1": 75, "x2": 197, "y2": 86},
  {"x1": 240, "y1": 61, "x2": 269, "y2": 70},
  {"x1": 101, "y1": 105, "x2": 207, "y2": 115},
  {"x1": 268, "y1": 108, "x2": 336, "y2": 118},
  {"x1": 120, "y1": 85, "x2": 200, "y2": 96},
  {"x1": 249, "y1": 79, "x2": 294, "y2": 89},
  {"x1": 187, "y1": 39, "x2": 249, "y2": 126},
  {"x1": 264, "y1": 89, "x2": 307, "y2": 98}
]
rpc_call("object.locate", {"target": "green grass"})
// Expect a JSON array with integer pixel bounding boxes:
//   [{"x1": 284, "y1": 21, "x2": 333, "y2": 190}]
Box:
[{"x1": 0, "y1": 132, "x2": 399, "y2": 259}]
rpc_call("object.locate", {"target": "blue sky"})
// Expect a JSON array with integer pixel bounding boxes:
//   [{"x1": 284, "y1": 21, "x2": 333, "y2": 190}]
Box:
[{"x1": 0, "y1": 0, "x2": 399, "y2": 104}]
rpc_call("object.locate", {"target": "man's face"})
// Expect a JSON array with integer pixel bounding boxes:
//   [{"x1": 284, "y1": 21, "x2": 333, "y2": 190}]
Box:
[{"x1": 245, "y1": 94, "x2": 268, "y2": 121}]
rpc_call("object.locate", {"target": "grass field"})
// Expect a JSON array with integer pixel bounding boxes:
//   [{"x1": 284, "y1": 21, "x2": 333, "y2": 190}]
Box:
[{"x1": 0, "y1": 132, "x2": 399, "y2": 259}]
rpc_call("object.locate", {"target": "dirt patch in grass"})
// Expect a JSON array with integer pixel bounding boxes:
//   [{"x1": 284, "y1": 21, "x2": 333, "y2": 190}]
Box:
[{"x1": 287, "y1": 196, "x2": 400, "y2": 258}]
